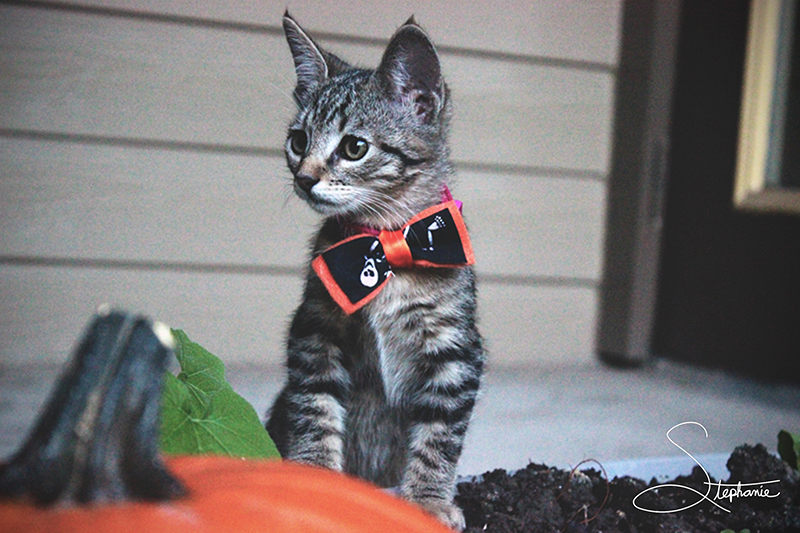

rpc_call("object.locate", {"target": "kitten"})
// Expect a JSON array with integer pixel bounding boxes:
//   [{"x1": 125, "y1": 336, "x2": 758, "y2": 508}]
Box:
[{"x1": 266, "y1": 13, "x2": 485, "y2": 530}]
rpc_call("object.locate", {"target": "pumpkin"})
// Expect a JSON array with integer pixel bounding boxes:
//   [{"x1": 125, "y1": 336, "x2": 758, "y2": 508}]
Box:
[
  {"x1": 0, "y1": 458, "x2": 455, "y2": 533},
  {"x1": 0, "y1": 312, "x2": 454, "y2": 533}
]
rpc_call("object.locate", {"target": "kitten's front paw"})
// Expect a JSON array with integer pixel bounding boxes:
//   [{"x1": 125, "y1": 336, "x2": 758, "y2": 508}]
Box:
[{"x1": 415, "y1": 498, "x2": 465, "y2": 531}]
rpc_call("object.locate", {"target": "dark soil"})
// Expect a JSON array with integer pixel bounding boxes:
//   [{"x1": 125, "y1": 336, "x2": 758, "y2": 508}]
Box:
[{"x1": 456, "y1": 444, "x2": 800, "y2": 533}]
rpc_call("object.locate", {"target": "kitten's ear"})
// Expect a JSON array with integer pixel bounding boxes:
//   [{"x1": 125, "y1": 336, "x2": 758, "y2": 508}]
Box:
[
  {"x1": 377, "y1": 19, "x2": 444, "y2": 123},
  {"x1": 283, "y1": 12, "x2": 349, "y2": 105}
]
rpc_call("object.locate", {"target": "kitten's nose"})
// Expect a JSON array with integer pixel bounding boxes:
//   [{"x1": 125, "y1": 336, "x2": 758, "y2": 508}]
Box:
[{"x1": 295, "y1": 174, "x2": 319, "y2": 195}]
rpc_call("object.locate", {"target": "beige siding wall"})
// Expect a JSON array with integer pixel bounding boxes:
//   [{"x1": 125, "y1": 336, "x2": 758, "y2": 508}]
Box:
[{"x1": 0, "y1": 1, "x2": 621, "y2": 367}]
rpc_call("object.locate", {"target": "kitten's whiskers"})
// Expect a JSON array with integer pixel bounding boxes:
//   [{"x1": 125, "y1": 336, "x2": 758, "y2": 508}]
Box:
[{"x1": 354, "y1": 189, "x2": 418, "y2": 230}]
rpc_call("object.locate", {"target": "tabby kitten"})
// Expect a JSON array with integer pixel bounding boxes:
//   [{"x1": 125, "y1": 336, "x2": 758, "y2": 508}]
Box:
[{"x1": 266, "y1": 13, "x2": 485, "y2": 530}]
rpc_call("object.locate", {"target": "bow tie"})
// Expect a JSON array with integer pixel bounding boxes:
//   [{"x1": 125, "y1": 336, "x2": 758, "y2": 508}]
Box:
[{"x1": 312, "y1": 200, "x2": 475, "y2": 314}]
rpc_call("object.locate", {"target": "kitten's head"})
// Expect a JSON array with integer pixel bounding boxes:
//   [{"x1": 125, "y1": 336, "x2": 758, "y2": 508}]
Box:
[{"x1": 282, "y1": 13, "x2": 452, "y2": 229}]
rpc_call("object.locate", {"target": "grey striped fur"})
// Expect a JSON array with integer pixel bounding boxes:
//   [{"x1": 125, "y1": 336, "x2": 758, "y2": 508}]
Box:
[{"x1": 266, "y1": 13, "x2": 485, "y2": 530}]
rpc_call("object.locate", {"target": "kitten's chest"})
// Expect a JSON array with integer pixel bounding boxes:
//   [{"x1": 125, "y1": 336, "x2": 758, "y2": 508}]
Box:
[{"x1": 360, "y1": 270, "x2": 442, "y2": 404}]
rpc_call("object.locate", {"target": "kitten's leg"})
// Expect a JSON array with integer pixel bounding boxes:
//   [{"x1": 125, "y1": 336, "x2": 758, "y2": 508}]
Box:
[
  {"x1": 401, "y1": 342, "x2": 484, "y2": 531},
  {"x1": 267, "y1": 310, "x2": 350, "y2": 471}
]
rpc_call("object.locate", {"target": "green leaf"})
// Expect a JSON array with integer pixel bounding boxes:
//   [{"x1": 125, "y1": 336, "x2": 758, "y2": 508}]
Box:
[
  {"x1": 159, "y1": 329, "x2": 280, "y2": 459},
  {"x1": 778, "y1": 430, "x2": 800, "y2": 470}
]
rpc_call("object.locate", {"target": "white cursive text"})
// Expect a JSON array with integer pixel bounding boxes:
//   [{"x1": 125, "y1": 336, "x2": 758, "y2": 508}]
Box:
[{"x1": 632, "y1": 422, "x2": 781, "y2": 514}]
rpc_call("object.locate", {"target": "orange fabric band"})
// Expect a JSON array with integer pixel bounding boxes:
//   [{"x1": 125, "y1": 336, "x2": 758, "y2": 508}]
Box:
[{"x1": 379, "y1": 229, "x2": 413, "y2": 268}]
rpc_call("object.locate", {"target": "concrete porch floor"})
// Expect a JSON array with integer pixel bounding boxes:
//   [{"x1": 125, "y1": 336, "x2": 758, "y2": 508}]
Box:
[{"x1": 2, "y1": 358, "x2": 799, "y2": 481}]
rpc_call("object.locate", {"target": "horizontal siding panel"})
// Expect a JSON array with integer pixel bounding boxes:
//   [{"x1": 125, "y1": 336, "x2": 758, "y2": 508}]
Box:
[
  {"x1": 459, "y1": 171, "x2": 606, "y2": 280},
  {"x1": 478, "y1": 282, "x2": 598, "y2": 367},
  {"x1": 0, "y1": 4, "x2": 287, "y2": 151},
  {"x1": 0, "y1": 265, "x2": 597, "y2": 366},
  {"x1": 0, "y1": 138, "x2": 317, "y2": 269},
  {"x1": 0, "y1": 4, "x2": 614, "y2": 172},
  {"x1": 0, "y1": 264, "x2": 302, "y2": 366},
  {"x1": 446, "y1": 54, "x2": 614, "y2": 172},
  {"x1": 60, "y1": 0, "x2": 622, "y2": 66},
  {"x1": 1, "y1": 138, "x2": 605, "y2": 279}
]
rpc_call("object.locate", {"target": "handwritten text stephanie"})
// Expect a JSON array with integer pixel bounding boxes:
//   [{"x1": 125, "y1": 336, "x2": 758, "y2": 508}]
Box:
[{"x1": 632, "y1": 422, "x2": 781, "y2": 514}]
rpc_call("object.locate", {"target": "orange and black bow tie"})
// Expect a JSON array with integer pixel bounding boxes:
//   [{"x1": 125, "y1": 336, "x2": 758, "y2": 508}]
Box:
[{"x1": 313, "y1": 200, "x2": 475, "y2": 314}]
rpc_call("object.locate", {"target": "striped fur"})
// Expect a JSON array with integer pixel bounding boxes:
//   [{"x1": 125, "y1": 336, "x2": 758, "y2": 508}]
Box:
[{"x1": 266, "y1": 14, "x2": 485, "y2": 531}]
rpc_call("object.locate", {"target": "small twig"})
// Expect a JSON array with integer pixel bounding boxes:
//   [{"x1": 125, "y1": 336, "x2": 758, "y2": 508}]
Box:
[{"x1": 557, "y1": 458, "x2": 611, "y2": 532}]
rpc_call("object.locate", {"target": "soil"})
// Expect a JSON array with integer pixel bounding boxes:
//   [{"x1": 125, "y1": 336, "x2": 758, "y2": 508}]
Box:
[{"x1": 456, "y1": 444, "x2": 800, "y2": 533}]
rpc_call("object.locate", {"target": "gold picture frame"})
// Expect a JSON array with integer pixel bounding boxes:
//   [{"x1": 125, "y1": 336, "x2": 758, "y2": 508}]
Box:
[{"x1": 734, "y1": 0, "x2": 800, "y2": 213}]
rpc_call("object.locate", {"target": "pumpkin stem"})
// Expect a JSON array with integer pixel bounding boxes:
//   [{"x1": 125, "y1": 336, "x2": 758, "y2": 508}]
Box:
[{"x1": 0, "y1": 310, "x2": 186, "y2": 506}]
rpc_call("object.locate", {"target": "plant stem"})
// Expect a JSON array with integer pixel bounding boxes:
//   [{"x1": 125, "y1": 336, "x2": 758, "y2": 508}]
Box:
[{"x1": 0, "y1": 311, "x2": 186, "y2": 506}]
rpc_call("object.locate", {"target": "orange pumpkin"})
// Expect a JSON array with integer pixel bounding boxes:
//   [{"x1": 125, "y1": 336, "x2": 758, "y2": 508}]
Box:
[
  {"x1": 0, "y1": 312, "x2": 455, "y2": 533},
  {"x1": 0, "y1": 457, "x2": 454, "y2": 533}
]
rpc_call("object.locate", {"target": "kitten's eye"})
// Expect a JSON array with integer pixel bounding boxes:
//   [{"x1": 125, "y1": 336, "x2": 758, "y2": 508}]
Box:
[
  {"x1": 339, "y1": 136, "x2": 369, "y2": 161},
  {"x1": 288, "y1": 130, "x2": 308, "y2": 156}
]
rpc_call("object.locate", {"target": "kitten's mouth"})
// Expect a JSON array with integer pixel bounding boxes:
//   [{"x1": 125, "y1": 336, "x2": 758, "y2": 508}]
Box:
[
  {"x1": 308, "y1": 196, "x2": 339, "y2": 210},
  {"x1": 303, "y1": 193, "x2": 393, "y2": 228},
  {"x1": 298, "y1": 187, "x2": 352, "y2": 216},
  {"x1": 296, "y1": 182, "x2": 413, "y2": 230}
]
